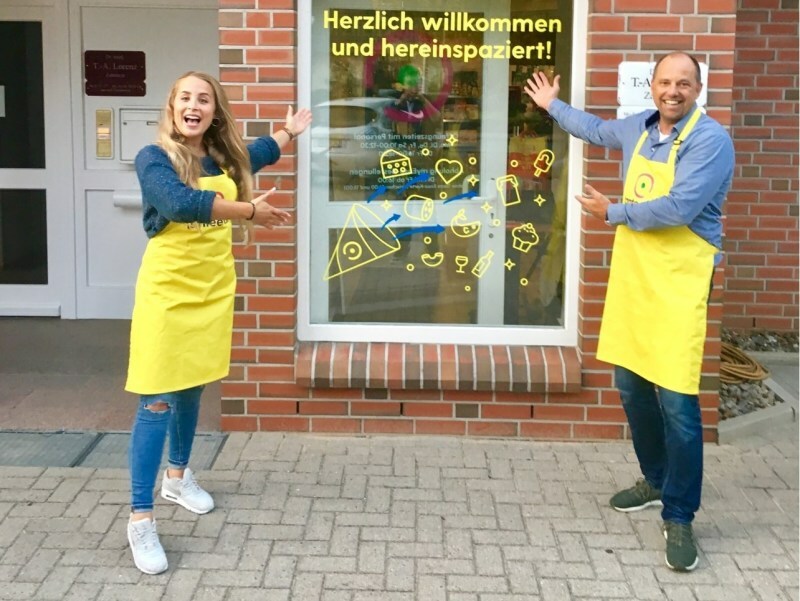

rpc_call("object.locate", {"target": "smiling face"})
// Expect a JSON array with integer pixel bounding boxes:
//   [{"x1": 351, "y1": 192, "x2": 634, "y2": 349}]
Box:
[
  {"x1": 650, "y1": 54, "x2": 702, "y2": 132},
  {"x1": 171, "y1": 75, "x2": 216, "y2": 149}
]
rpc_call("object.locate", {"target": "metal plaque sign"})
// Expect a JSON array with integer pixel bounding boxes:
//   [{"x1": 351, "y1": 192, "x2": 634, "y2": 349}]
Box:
[{"x1": 84, "y1": 50, "x2": 146, "y2": 97}]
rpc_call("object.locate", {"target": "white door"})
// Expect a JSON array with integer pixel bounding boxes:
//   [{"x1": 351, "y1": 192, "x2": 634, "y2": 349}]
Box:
[
  {"x1": 70, "y1": 1, "x2": 219, "y2": 318},
  {"x1": 0, "y1": 3, "x2": 74, "y2": 316}
]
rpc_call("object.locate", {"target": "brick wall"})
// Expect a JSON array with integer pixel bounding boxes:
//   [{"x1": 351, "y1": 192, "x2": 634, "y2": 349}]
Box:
[
  {"x1": 725, "y1": 0, "x2": 799, "y2": 333},
  {"x1": 219, "y1": 0, "x2": 737, "y2": 440}
]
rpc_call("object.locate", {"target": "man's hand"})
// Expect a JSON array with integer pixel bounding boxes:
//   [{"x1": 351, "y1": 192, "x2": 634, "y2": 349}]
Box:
[
  {"x1": 575, "y1": 184, "x2": 612, "y2": 221},
  {"x1": 524, "y1": 72, "x2": 560, "y2": 112}
]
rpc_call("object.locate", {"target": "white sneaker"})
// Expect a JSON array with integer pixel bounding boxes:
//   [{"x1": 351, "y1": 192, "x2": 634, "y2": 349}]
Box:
[
  {"x1": 127, "y1": 517, "x2": 168, "y2": 575},
  {"x1": 160, "y1": 467, "x2": 214, "y2": 514}
]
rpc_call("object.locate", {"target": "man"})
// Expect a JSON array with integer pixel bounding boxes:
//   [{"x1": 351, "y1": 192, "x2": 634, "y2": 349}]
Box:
[
  {"x1": 385, "y1": 64, "x2": 440, "y2": 135},
  {"x1": 524, "y1": 52, "x2": 734, "y2": 572}
]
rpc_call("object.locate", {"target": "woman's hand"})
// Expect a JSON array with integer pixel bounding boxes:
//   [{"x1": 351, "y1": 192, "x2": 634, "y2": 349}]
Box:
[
  {"x1": 284, "y1": 105, "x2": 313, "y2": 137},
  {"x1": 250, "y1": 188, "x2": 291, "y2": 229}
]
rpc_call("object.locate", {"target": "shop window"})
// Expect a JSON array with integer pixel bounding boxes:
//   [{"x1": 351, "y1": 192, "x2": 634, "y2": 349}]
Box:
[{"x1": 300, "y1": 0, "x2": 580, "y2": 345}]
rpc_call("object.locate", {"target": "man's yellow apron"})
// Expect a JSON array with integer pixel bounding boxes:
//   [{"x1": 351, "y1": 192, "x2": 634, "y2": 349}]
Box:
[
  {"x1": 597, "y1": 108, "x2": 716, "y2": 395},
  {"x1": 126, "y1": 173, "x2": 238, "y2": 395}
]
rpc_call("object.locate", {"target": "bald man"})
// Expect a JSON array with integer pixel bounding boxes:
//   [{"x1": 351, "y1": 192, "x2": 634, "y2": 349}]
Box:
[{"x1": 525, "y1": 52, "x2": 734, "y2": 572}]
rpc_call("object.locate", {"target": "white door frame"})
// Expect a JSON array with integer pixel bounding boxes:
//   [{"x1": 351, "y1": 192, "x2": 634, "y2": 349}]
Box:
[
  {"x1": 0, "y1": 0, "x2": 75, "y2": 317},
  {"x1": 298, "y1": 0, "x2": 586, "y2": 345}
]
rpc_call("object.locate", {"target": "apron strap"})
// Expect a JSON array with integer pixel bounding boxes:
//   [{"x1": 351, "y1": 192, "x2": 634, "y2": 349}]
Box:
[
  {"x1": 632, "y1": 107, "x2": 704, "y2": 168},
  {"x1": 667, "y1": 107, "x2": 703, "y2": 168}
]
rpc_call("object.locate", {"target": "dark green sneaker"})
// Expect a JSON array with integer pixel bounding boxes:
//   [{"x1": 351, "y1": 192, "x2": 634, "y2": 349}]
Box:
[
  {"x1": 609, "y1": 479, "x2": 663, "y2": 512},
  {"x1": 662, "y1": 521, "x2": 699, "y2": 572}
]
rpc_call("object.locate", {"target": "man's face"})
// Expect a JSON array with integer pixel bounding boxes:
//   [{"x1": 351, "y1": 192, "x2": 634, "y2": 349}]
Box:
[{"x1": 650, "y1": 55, "x2": 702, "y2": 129}]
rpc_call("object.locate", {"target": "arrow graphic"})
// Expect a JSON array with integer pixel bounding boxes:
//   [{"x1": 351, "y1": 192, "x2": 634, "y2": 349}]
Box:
[
  {"x1": 367, "y1": 185, "x2": 388, "y2": 203},
  {"x1": 381, "y1": 213, "x2": 401, "y2": 229},
  {"x1": 393, "y1": 224, "x2": 445, "y2": 240},
  {"x1": 443, "y1": 190, "x2": 478, "y2": 204}
]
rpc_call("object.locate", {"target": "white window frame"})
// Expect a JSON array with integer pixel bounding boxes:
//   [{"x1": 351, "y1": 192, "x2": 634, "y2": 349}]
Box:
[{"x1": 297, "y1": 0, "x2": 588, "y2": 346}]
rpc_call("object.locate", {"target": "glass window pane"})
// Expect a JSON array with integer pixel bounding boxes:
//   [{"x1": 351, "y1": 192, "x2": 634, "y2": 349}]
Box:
[
  {"x1": 0, "y1": 22, "x2": 45, "y2": 169},
  {"x1": 0, "y1": 190, "x2": 48, "y2": 285},
  {"x1": 310, "y1": 0, "x2": 572, "y2": 331},
  {"x1": 328, "y1": 229, "x2": 479, "y2": 324}
]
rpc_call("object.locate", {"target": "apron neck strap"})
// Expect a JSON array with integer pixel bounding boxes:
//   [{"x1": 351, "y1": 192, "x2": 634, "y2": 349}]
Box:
[
  {"x1": 631, "y1": 106, "x2": 704, "y2": 163},
  {"x1": 667, "y1": 107, "x2": 703, "y2": 165}
]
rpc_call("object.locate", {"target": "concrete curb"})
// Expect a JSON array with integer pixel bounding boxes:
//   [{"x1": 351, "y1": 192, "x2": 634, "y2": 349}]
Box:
[
  {"x1": 718, "y1": 376, "x2": 798, "y2": 444},
  {"x1": 747, "y1": 350, "x2": 800, "y2": 366}
]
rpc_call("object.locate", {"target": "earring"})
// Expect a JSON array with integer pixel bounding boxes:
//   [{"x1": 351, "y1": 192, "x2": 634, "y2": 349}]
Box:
[{"x1": 211, "y1": 117, "x2": 221, "y2": 127}]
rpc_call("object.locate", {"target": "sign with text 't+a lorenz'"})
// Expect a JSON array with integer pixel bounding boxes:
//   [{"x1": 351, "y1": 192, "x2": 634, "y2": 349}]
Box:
[
  {"x1": 616, "y1": 61, "x2": 708, "y2": 119},
  {"x1": 84, "y1": 51, "x2": 146, "y2": 97}
]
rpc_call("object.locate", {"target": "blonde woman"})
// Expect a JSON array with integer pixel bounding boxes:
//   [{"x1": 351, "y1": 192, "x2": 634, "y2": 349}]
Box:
[{"x1": 125, "y1": 71, "x2": 311, "y2": 574}]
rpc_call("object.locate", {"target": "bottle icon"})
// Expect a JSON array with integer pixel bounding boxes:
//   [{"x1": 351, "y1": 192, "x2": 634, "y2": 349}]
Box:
[{"x1": 471, "y1": 250, "x2": 494, "y2": 278}]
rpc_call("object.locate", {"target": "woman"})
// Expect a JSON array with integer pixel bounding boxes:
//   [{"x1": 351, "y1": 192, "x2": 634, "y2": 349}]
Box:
[{"x1": 125, "y1": 71, "x2": 311, "y2": 575}]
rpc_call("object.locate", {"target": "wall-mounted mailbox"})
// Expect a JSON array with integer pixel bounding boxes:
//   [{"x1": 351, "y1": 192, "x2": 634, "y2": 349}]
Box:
[{"x1": 119, "y1": 108, "x2": 161, "y2": 163}]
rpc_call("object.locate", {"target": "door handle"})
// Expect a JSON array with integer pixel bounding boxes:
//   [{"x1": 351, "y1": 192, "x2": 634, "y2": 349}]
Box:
[{"x1": 112, "y1": 190, "x2": 142, "y2": 209}]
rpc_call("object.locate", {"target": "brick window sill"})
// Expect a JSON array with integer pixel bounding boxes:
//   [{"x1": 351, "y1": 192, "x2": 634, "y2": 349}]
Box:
[{"x1": 296, "y1": 342, "x2": 581, "y2": 393}]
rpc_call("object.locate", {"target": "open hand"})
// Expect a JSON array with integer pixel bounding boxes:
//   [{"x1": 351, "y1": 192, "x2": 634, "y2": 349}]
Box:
[
  {"x1": 285, "y1": 106, "x2": 312, "y2": 137},
  {"x1": 524, "y1": 72, "x2": 561, "y2": 112},
  {"x1": 575, "y1": 184, "x2": 611, "y2": 220},
  {"x1": 251, "y1": 188, "x2": 291, "y2": 229}
]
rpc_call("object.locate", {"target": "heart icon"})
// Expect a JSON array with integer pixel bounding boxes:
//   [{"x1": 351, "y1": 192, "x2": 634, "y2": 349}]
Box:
[{"x1": 435, "y1": 159, "x2": 464, "y2": 185}]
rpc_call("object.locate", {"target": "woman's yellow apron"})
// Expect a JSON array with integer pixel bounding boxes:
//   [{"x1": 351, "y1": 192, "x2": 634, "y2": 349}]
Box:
[
  {"x1": 597, "y1": 108, "x2": 716, "y2": 395},
  {"x1": 126, "y1": 173, "x2": 238, "y2": 395}
]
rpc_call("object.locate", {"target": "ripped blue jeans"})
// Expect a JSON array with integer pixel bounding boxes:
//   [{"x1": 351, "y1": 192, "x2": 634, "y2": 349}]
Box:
[{"x1": 128, "y1": 385, "x2": 203, "y2": 513}]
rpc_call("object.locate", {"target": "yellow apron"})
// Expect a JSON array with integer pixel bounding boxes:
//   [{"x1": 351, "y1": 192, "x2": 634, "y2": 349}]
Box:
[
  {"x1": 126, "y1": 173, "x2": 238, "y2": 395},
  {"x1": 597, "y1": 108, "x2": 716, "y2": 394}
]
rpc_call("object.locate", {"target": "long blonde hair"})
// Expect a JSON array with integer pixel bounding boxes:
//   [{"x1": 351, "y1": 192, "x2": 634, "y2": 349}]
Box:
[{"x1": 156, "y1": 71, "x2": 253, "y2": 219}]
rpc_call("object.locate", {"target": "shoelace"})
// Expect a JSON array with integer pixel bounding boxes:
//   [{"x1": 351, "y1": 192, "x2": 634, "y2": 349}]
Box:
[
  {"x1": 132, "y1": 522, "x2": 159, "y2": 552},
  {"x1": 666, "y1": 523, "x2": 689, "y2": 545},
  {"x1": 181, "y1": 473, "x2": 203, "y2": 496},
  {"x1": 633, "y1": 479, "x2": 654, "y2": 500}
]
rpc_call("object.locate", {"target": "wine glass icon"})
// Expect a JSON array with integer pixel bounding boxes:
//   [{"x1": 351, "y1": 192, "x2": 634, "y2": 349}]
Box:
[{"x1": 455, "y1": 255, "x2": 469, "y2": 274}]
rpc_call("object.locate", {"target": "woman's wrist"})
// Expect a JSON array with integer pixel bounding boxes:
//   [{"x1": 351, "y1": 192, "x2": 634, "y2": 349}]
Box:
[
  {"x1": 281, "y1": 126, "x2": 295, "y2": 141},
  {"x1": 246, "y1": 201, "x2": 256, "y2": 220}
]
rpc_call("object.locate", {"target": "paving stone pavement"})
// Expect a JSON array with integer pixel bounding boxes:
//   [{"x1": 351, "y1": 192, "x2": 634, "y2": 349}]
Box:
[{"x1": 0, "y1": 422, "x2": 797, "y2": 601}]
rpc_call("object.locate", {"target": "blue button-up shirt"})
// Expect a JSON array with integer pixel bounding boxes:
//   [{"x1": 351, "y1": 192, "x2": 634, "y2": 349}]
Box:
[{"x1": 548, "y1": 99, "x2": 734, "y2": 252}]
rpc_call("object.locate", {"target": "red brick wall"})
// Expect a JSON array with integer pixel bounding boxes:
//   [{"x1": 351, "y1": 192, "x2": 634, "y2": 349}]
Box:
[
  {"x1": 219, "y1": 0, "x2": 737, "y2": 440},
  {"x1": 725, "y1": 0, "x2": 799, "y2": 333}
]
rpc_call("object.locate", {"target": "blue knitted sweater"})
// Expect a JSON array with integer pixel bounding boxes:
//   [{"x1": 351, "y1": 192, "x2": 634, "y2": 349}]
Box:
[{"x1": 134, "y1": 137, "x2": 281, "y2": 237}]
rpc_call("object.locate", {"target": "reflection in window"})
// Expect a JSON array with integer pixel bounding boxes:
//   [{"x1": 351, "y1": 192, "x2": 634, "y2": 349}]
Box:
[
  {"x1": 0, "y1": 190, "x2": 48, "y2": 285},
  {"x1": 0, "y1": 22, "x2": 45, "y2": 169},
  {"x1": 309, "y1": 0, "x2": 572, "y2": 331}
]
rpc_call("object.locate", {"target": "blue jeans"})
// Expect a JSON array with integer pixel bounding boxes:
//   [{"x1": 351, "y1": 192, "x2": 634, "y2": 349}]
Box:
[
  {"x1": 128, "y1": 385, "x2": 203, "y2": 513},
  {"x1": 615, "y1": 366, "x2": 703, "y2": 524}
]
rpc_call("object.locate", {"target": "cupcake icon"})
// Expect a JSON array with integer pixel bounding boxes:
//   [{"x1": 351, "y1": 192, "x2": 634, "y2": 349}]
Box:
[{"x1": 511, "y1": 223, "x2": 540, "y2": 253}]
